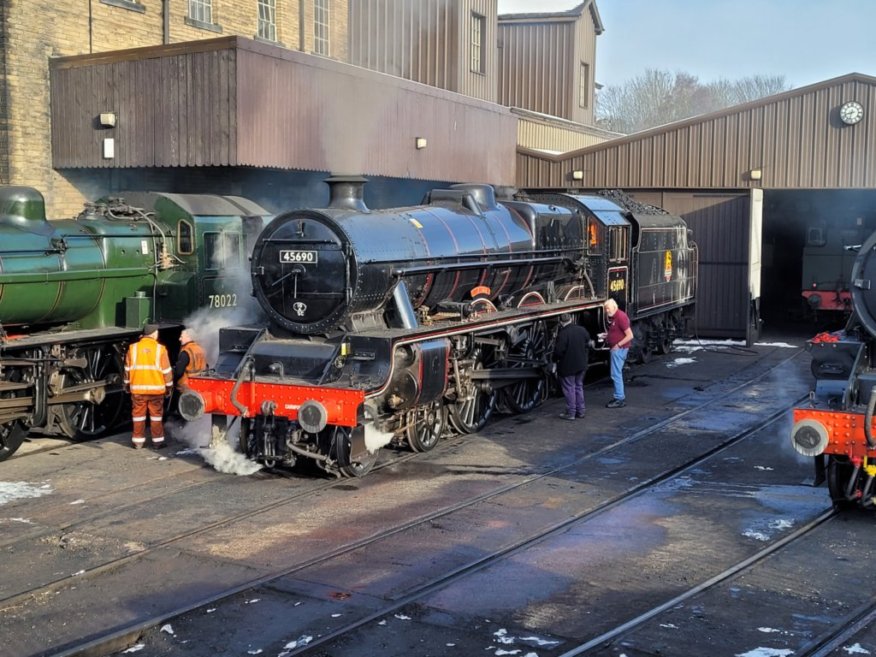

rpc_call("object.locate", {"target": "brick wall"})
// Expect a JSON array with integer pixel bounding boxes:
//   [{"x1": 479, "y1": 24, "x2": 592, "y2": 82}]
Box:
[{"x1": 4, "y1": 0, "x2": 349, "y2": 217}]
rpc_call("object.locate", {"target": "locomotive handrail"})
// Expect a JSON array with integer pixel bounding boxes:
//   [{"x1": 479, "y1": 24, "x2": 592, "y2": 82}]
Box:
[
  {"x1": 391, "y1": 255, "x2": 574, "y2": 277},
  {"x1": 0, "y1": 267, "x2": 153, "y2": 284}
]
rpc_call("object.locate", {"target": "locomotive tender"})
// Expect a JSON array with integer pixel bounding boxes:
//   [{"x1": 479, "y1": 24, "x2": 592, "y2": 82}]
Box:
[
  {"x1": 792, "y1": 228, "x2": 876, "y2": 507},
  {"x1": 181, "y1": 177, "x2": 698, "y2": 477},
  {"x1": 0, "y1": 186, "x2": 269, "y2": 461}
]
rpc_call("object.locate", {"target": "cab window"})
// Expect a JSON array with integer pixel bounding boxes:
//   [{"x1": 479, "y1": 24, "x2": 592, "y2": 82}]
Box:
[
  {"x1": 204, "y1": 231, "x2": 242, "y2": 270},
  {"x1": 178, "y1": 220, "x2": 194, "y2": 255},
  {"x1": 609, "y1": 226, "x2": 629, "y2": 262}
]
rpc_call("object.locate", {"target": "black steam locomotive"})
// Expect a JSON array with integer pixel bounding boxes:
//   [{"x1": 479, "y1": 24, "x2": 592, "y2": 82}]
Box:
[
  {"x1": 181, "y1": 177, "x2": 697, "y2": 477},
  {"x1": 792, "y1": 227, "x2": 876, "y2": 507}
]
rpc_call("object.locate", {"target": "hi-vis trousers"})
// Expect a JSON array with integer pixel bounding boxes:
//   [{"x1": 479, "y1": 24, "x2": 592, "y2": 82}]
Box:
[{"x1": 131, "y1": 394, "x2": 165, "y2": 448}]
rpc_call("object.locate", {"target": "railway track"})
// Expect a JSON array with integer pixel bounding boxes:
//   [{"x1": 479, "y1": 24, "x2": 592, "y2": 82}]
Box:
[{"x1": 0, "y1": 346, "x2": 814, "y2": 657}]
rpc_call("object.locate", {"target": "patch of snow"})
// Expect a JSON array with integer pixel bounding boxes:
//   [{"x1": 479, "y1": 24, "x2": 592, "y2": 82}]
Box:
[
  {"x1": 667, "y1": 357, "x2": 696, "y2": 368},
  {"x1": 10, "y1": 517, "x2": 33, "y2": 524},
  {"x1": 757, "y1": 628, "x2": 781, "y2": 633},
  {"x1": 753, "y1": 342, "x2": 797, "y2": 348},
  {"x1": 278, "y1": 635, "x2": 313, "y2": 657},
  {"x1": 754, "y1": 466, "x2": 774, "y2": 471},
  {"x1": 735, "y1": 649, "x2": 794, "y2": 657},
  {"x1": 0, "y1": 481, "x2": 53, "y2": 506},
  {"x1": 743, "y1": 529, "x2": 770, "y2": 541},
  {"x1": 206, "y1": 608, "x2": 216, "y2": 613},
  {"x1": 495, "y1": 651, "x2": 521, "y2": 656},
  {"x1": 378, "y1": 620, "x2": 387, "y2": 626},
  {"x1": 71, "y1": 570, "x2": 85, "y2": 576},
  {"x1": 394, "y1": 614, "x2": 411, "y2": 620},
  {"x1": 69, "y1": 499, "x2": 85, "y2": 505},
  {"x1": 246, "y1": 650, "x2": 263, "y2": 655},
  {"x1": 331, "y1": 613, "x2": 342, "y2": 618},
  {"x1": 519, "y1": 635, "x2": 560, "y2": 647},
  {"x1": 160, "y1": 624, "x2": 174, "y2": 635},
  {"x1": 844, "y1": 644, "x2": 871, "y2": 655},
  {"x1": 122, "y1": 645, "x2": 145, "y2": 653},
  {"x1": 244, "y1": 598, "x2": 260, "y2": 604},
  {"x1": 660, "y1": 623, "x2": 678, "y2": 629}
]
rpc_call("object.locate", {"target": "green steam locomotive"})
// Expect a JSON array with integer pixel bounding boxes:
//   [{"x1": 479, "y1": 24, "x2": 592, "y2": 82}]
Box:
[{"x1": 0, "y1": 186, "x2": 269, "y2": 461}]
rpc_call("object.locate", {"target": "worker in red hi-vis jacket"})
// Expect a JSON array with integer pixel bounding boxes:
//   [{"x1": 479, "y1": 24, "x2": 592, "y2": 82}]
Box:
[{"x1": 124, "y1": 323, "x2": 173, "y2": 449}]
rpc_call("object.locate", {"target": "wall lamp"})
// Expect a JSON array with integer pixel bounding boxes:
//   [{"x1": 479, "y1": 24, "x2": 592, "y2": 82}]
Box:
[
  {"x1": 749, "y1": 168, "x2": 762, "y2": 181},
  {"x1": 415, "y1": 137, "x2": 428, "y2": 150},
  {"x1": 571, "y1": 170, "x2": 584, "y2": 181}
]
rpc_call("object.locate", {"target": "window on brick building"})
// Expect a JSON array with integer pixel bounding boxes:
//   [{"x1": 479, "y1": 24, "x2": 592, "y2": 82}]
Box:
[
  {"x1": 258, "y1": 0, "x2": 277, "y2": 41},
  {"x1": 188, "y1": 0, "x2": 212, "y2": 25},
  {"x1": 314, "y1": 0, "x2": 330, "y2": 56},
  {"x1": 470, "y1": 12, "x2": 485, "y2": 74}
]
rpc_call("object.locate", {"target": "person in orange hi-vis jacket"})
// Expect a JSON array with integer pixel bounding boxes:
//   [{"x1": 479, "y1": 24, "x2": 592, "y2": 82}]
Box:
[
  {"x1": 124, "y1": 323, "x2": 173, "y2": 449},
  {"x1": 171, "y1": 327, "x2": 208, "y2": 418},
  {"x1": 174, "y1": 327, "x2": 207, "y2": 392}
]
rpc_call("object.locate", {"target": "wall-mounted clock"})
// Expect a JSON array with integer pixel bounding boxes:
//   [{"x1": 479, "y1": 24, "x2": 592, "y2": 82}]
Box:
[{"x1": 839, "y1": 101, "x2": 864, "y2": 125}]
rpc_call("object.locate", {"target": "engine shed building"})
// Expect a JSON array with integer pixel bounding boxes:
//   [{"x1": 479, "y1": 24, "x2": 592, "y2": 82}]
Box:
[{"x1": 518, "y1": 73, "x2": 876, "y2": 341}]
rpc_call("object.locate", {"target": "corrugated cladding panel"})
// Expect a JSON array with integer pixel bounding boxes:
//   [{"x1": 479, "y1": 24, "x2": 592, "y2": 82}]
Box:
[
  {"x1": 518, "y1": 75, "x2": 876, "y2": 190},
  {"x1": 232, "y1": 41, "x2": 516, "y2": 184},
  {"x1": 51, "y1": 44, "x2": 237, "y2": 168},
  {"x1": 51, "y1": 37, "x2": 516, "y2": 185},
  {"x1": 498, "y1": 20, "x2": 573, "y2": 119},
  {"x1": 517, "y1": 118, "x2": 614, "y2": 152},
  {"x1": 570, "y1": 11, "x2": 596, "y2": 125},
  {"x1": 348, "y1": 0, "x2": 496, "y2": 102},
  {"x1": 457, "y1": 0, "x2": 498, "y2": 102}
]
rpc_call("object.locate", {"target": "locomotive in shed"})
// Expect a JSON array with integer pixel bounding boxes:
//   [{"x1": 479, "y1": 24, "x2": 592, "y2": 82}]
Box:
[
  {"x1": 0, "y1": 186, "x2": 269, "y2": 461},
  {"x1": 801, "y1": 214, "x2": 876, "y2": 318},
  {"x1": 792, "y1": 228, "x2": 876, "y2": 508},
  {"x1": 180, "y1": 176, "x2": 698, "y2": 478}
]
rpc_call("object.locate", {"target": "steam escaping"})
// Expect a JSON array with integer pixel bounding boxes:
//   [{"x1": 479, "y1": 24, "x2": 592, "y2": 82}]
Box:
[
  {"x1": 169, "y1": 417, "x2": 262, "y2": 476},
  {"x1": 180, "y1": 220, "x2": 265, "y2": 364}
]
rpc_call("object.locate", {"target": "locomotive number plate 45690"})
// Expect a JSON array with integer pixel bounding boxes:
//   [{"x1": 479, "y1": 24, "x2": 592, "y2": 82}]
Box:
[{"x1": 280, "y1": 250, "x2": 318, "y2": 264}]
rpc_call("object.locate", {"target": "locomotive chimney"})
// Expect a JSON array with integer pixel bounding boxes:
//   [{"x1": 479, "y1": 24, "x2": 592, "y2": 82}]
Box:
[{"x1": 325, "y1": 175, "x2": 369, "y2": 212}]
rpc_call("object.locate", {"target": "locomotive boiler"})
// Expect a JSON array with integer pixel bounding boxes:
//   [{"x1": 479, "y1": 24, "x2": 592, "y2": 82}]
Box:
[
  {"x1": 181, "y1": 177, "x2": 698, "y2": 478},
  {"x1": 0, "y1": 186, "x2": 269, "y2": 461},
  {"x1": 792, "y1": 227, "x2": 876, "y2": 507}
]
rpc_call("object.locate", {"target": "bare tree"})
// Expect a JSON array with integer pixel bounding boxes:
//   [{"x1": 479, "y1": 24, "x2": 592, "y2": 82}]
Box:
[{"x1": 596, "y1": 70, "x2": 791, "y2": 134}]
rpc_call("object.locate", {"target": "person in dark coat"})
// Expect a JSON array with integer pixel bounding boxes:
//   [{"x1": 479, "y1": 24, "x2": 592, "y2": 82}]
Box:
[{"x1": 552, "y1": 313, "x2": 591, "y2": 421}]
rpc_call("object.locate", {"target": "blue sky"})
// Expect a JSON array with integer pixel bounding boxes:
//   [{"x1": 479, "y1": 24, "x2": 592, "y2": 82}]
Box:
[{"x1": 497, "y1": 0, "x2": 876, "y2": 89}]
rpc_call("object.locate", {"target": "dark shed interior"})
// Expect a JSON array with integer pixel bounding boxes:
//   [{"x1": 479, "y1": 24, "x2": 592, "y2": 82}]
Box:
[{"x1": 761, "y1": 189, "x2": 876, "y2": 335}]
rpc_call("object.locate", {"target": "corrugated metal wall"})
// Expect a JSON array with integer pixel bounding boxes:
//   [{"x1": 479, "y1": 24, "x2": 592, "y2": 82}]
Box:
[
  {"x1": 348, "y1": 0, "x2": 497, "y2": 102},
  {"x1": 50, "y1": 37, "x2": 517, "y2": 186},
  {"x1": 517, "y1": 116, "x2": 615, "y2": 153},
  {"x1": 519, "y1": 75, "x2": 876, "y2": 190},
  {"x1": 51, "y1": 42, "x2": 238, "y2": 169},
  {"x1": 235, "y1": 43, "x2": 514, "y2": 183},
  {"x1": 456, "y1": 0, "x2": 498, "y2": 102},
  {"x1": 498, "y1": 19, "x2": 575, "y2": 119},
  {"x1": 570, "y1": 9, "x2": 596, "y2": 125}
]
